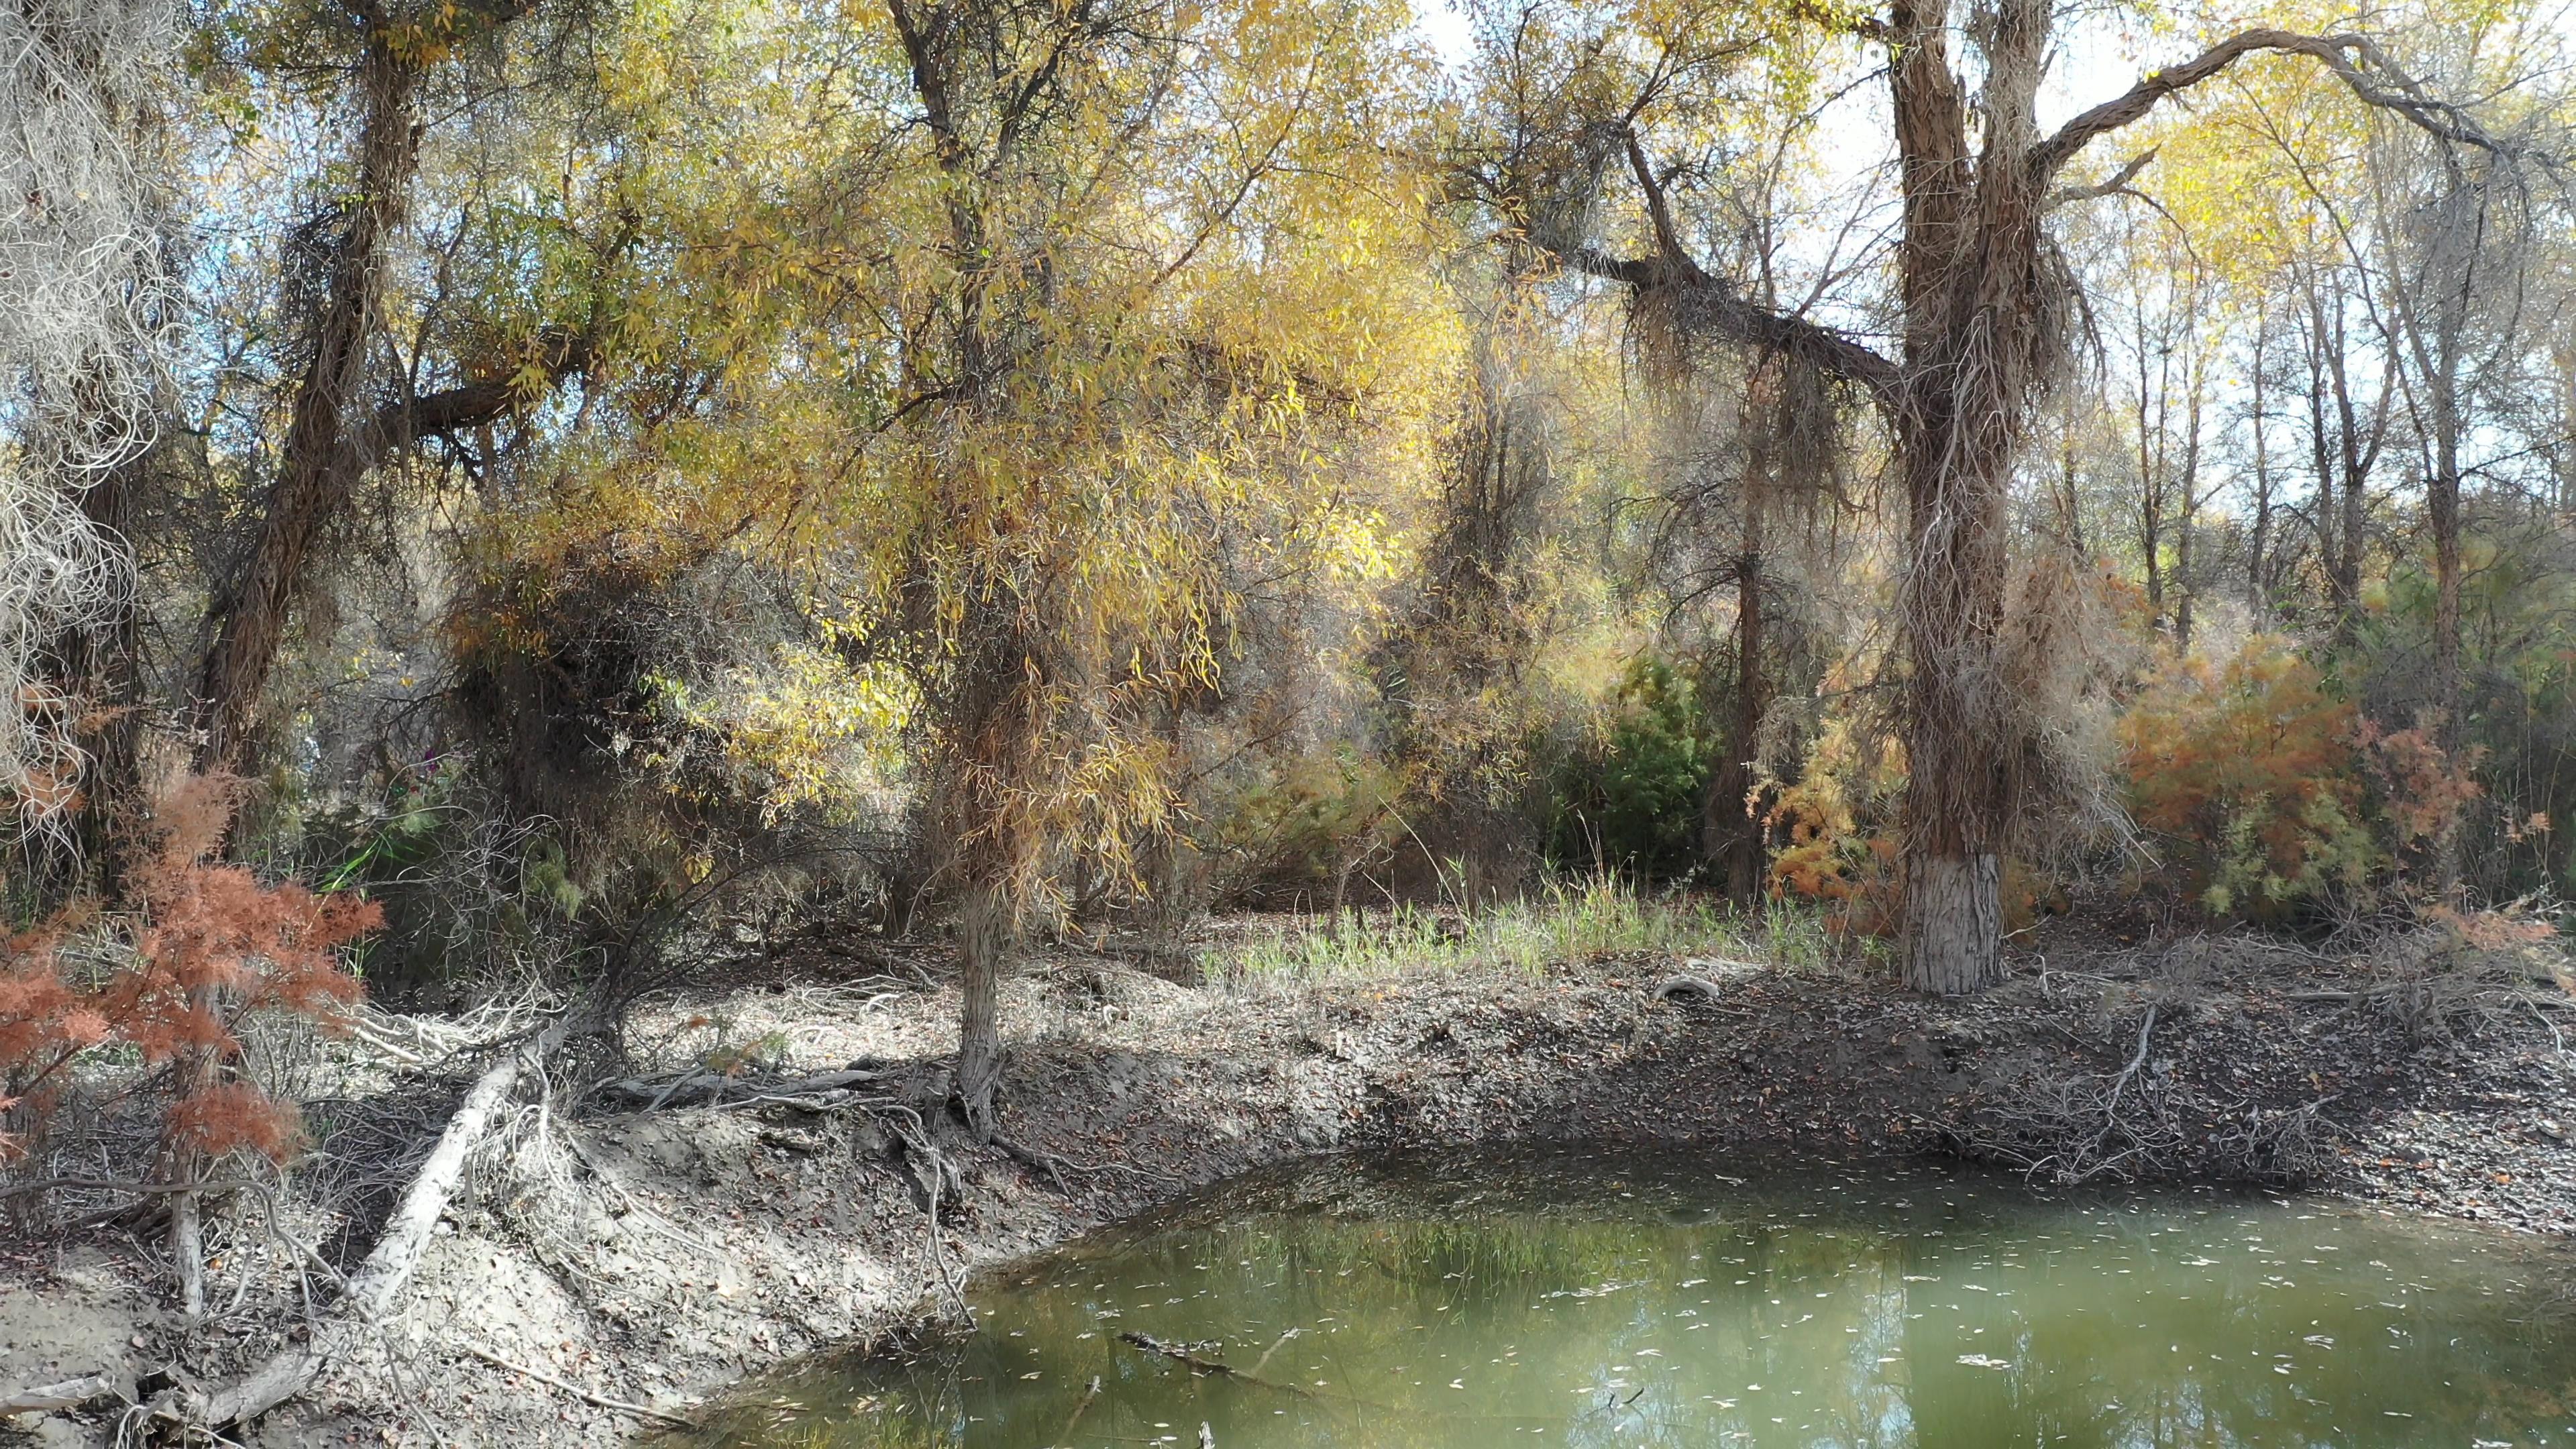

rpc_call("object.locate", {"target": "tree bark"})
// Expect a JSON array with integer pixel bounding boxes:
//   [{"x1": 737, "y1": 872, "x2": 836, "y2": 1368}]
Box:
[
  {"x1": 2249, "y1": 310, "x2": 2273, "y2": 617},
  {"x1": 1885, "y1": 0, "x2": 2031, "y2": 996},
  {"x1": 953, "y1": 880, "x2": 1008, "y2": 1140},
  {"x1": 1706, "y1": 396, "x2": 1770, "y2": 905},
  {"x1": 189, "y1": 16, "x2": 421, "y2": 778}
]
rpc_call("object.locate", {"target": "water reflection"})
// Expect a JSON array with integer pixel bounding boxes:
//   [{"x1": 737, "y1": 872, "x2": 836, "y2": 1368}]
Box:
[{"x1": 675, "y1": 1151, "x2": 2576, "y2": 1448}]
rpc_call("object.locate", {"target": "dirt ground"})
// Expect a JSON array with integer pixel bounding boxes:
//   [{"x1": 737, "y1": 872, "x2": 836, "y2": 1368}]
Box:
[{"x1": 5, "y1": 919, "x2": 2574, "y2": 1447}]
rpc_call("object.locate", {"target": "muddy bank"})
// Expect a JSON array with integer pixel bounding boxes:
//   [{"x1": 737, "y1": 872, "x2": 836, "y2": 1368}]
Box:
[{"x1": 6, "y1": 928, "x2": 2573, "y2": 1447}]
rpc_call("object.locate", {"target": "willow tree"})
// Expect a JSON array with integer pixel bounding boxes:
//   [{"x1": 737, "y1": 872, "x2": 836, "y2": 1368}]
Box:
[
  {"x1": 1473, "y1": 0, "x2": 2504, "y2": 988},
  {"x1": 846, "y1": 0, "x2": 1454, "y2": 1135},
  {"x1": 490, "y1": 0, "x2": 1452, "y2": 1131}
]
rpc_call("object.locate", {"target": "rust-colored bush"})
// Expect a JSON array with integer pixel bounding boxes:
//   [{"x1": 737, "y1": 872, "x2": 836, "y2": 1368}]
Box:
[
  {"x1": 0, "y1": 775, "x2": 378, "y2": 1165},
  {"x1": 2117, "y1": 637, "x2": 2374, "y2": 920}
]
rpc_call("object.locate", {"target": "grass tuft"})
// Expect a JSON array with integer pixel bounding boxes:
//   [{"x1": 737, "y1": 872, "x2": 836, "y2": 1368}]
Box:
[{"x1": 1203, "y1": 873, "x2": 1872, "y2": 981}]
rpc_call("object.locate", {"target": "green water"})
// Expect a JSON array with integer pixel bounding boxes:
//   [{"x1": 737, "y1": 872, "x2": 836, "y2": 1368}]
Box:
[{"x1": 686, "y1": 1152, "x2": 2576, "y2": 1448}]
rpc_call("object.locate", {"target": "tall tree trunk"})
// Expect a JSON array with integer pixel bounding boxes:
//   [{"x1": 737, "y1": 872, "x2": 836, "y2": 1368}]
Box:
[
  {"x1": 1706, "y1": 462, "x2": 1768, "y2": 905},
  {"x1": 2249, "y1": 311, "x2": 2273, "y2": 618},
  {"x1": 63, "y1": 451, "x2": 147, "y2": 895},
  {"x1": 1887, "y1": 0, "x2": 2036, "y2": 996},
  {"x1": 953, "y1": 880, "x2": 1008, "y2": 1139},
  {"x1": 2174, "y1": 387, "x2": 2202, "y2": 647},
  {"x1": 189, "y1": 15, "x2": 421, "y2": 778}
]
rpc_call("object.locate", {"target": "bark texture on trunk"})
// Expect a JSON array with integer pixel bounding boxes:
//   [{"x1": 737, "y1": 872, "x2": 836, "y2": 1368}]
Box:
[
  {"x1": 953, "y1": 881, "x2": 1008, "y2": 1140},
  {"x1": 1901, "y1": 851, "x2": 2002, "y2": 993},
  {"x1": 1706, "y1": 421, "x2": 1769, "y2": 905},
  {"x1": 190, "y1": 20, "x2": 421, "y2": 777},
  {"x1": 1884, "y1": 0, "x2": 2037, "y2": 995}
]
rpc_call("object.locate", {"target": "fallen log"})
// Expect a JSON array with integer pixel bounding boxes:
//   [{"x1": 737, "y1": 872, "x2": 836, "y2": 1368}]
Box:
[
  {"x1": 1118, "y1": 1333, "x2": 1311, "y2": 1397},
  {"x1": 603, "y1": 1067, "x2": 885, "y2": 1110},
  {"x1": 160, "y1": 1029, "x2": 553, "y2": 1436}
]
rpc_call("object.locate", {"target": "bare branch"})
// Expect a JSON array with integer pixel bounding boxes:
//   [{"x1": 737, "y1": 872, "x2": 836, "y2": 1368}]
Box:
[
  {"x1": 2044, "y1": 147, "x2": 2159, "y2": 209},
  {"x1": 2033, "y1": 30, "x2": 2500, "y2": 184},
  {"x1": 1559, "y1": 246, "x2": 1902, "y2": 411}
]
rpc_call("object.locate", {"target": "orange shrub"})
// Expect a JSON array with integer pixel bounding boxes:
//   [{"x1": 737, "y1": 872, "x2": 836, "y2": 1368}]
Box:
[
  {"x1": 2116, "y1": 636, "x2": 2374, "y2": 919},
  {"x1": 0, "y1": 776, "x2": 378, "y2": 1164}
]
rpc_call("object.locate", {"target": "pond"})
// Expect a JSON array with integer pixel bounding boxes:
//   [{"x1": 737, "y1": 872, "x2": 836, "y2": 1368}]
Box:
[{"x1": 677, "y1": 1150, "x2": 2576, "y2": 1448}]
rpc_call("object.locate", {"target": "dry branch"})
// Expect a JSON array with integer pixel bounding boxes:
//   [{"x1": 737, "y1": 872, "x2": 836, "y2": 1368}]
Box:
[
  {"x1": 456, "y1": 1343, "x2": 692, "y2": 1429},
  {"x1": 1118, "y1": 1333, "x2": 1312, "y2": 1396},
  {"x1": 157, "y1": 1030, "x2": 552, "y2": 1434},
  {"x1": 0, "y1": 1373, "x2": 117, "y2": 1416},
  {"x1": 604, "y1": 1066, "x2": 886, "y2": 1110}
]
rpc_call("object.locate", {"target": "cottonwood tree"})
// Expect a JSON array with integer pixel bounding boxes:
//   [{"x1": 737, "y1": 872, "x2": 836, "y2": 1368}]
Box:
[
  {"x1": 187, "y1": 0, "x2": 592, "y2": 783},
  {"x1": 1471, "y1": 0, "x2": 2508, "y2": 989}
]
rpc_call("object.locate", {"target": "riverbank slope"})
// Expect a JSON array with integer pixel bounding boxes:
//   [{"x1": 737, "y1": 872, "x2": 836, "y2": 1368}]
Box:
[{"x1": 5, "y1": 923, "x2": 2571, "y2": 1446}]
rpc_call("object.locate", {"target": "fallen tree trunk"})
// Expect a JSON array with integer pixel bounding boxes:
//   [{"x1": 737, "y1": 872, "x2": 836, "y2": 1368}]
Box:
[
  {"x1": 603, "y1": 1067, "x2": 885, "y2": 1110},
  {"x1": 161, "y1": 1032, "x2": 548, "y2": 1435}
]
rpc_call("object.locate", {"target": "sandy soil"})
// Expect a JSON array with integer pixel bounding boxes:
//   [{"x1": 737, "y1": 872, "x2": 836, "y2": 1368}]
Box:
[{"x1": 5, "y1": 924, "x2": 2573, "y2": 1446}]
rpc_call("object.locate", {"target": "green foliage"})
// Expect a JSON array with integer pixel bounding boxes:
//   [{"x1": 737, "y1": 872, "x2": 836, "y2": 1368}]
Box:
[
  {"x1": 1542, "y1": 657, "x2": 1717, "y2": 882},
  {"x1": 292, "y1": 763, "x2": 570, "y2": 1000},
  {"x1": 1206, "y1": 746, "x2": 1410, "y2": 905}
]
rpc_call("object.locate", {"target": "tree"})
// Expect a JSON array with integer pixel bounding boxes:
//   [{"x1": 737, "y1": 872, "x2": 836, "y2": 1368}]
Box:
[
  {"x1": 0, "y1": 0, "x2": 173, "y2": 848},
  {"x1": 187, "y1": 0, "x2": 588, "y2": 783},
  {"x1": 1495, "y1": 3, "x2": 2507, "y2": 987}
]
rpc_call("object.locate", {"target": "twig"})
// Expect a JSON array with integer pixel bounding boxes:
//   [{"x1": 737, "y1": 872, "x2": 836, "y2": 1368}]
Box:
[
  {"x1": 457, "y1": 1344, "x2": 692, "y2": 1429},
  {"x1": 1058, "y1": 1375, "x2": 1102, "y2": 1441},
  {"x1": 1119, "y1": 1333, "x2": 1312, "y2": 1397},
  {"x1": 1246, "y1": 1328, "x2": 1301, "y2": 1377}
]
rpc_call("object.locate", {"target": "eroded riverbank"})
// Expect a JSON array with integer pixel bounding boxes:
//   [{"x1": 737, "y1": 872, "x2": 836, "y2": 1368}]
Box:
[{"x1": 5, "y1": 926, "x2": 2574, "y2": 1447}]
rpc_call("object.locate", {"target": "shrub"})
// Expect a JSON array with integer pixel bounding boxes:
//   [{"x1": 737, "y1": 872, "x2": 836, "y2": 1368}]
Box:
[
  {"x1": 1543, "y1": 656, "x2": 1715, "y2": 881},
  {"x1": 2116, "y1": 636, "x2": 2374, "y2": 920},
  {"x1": 0, "y1": 775, "x2": 378, "y2": 1167},
  {"x1": 1761, "y1": 711, "x2": 1903, "y2": 936}
]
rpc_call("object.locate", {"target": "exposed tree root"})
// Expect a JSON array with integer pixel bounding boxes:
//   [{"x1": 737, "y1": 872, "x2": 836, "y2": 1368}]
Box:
[
  {"x1": 605, "y1": 1066, "x2": 887, "y2": 1111},
  {"x1": 0, "y1": 1372, "x2": 117, "y2": 1416}
]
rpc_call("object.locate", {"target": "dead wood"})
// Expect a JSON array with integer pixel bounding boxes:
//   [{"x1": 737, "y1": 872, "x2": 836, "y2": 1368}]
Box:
[
  {"x1": 1058, "y1": 1375, "x2": 1103, "y2": 1440},
  {"x1": 1118, "y1": 1332, "x2": 1312, "y2": 1397},
  {"x1": 0, "y1": 1372, "x2": 118, "y2": 1416},
  {"x1": 154, "y1": 1028, "x2": 553, "y2": 1436},
  {"x1": 604, "y1": 1067, "x2": 886, "y2": 1110},
  {"x1": 457, "y1": 1344, "x2": 692, "y2": 1429}
]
